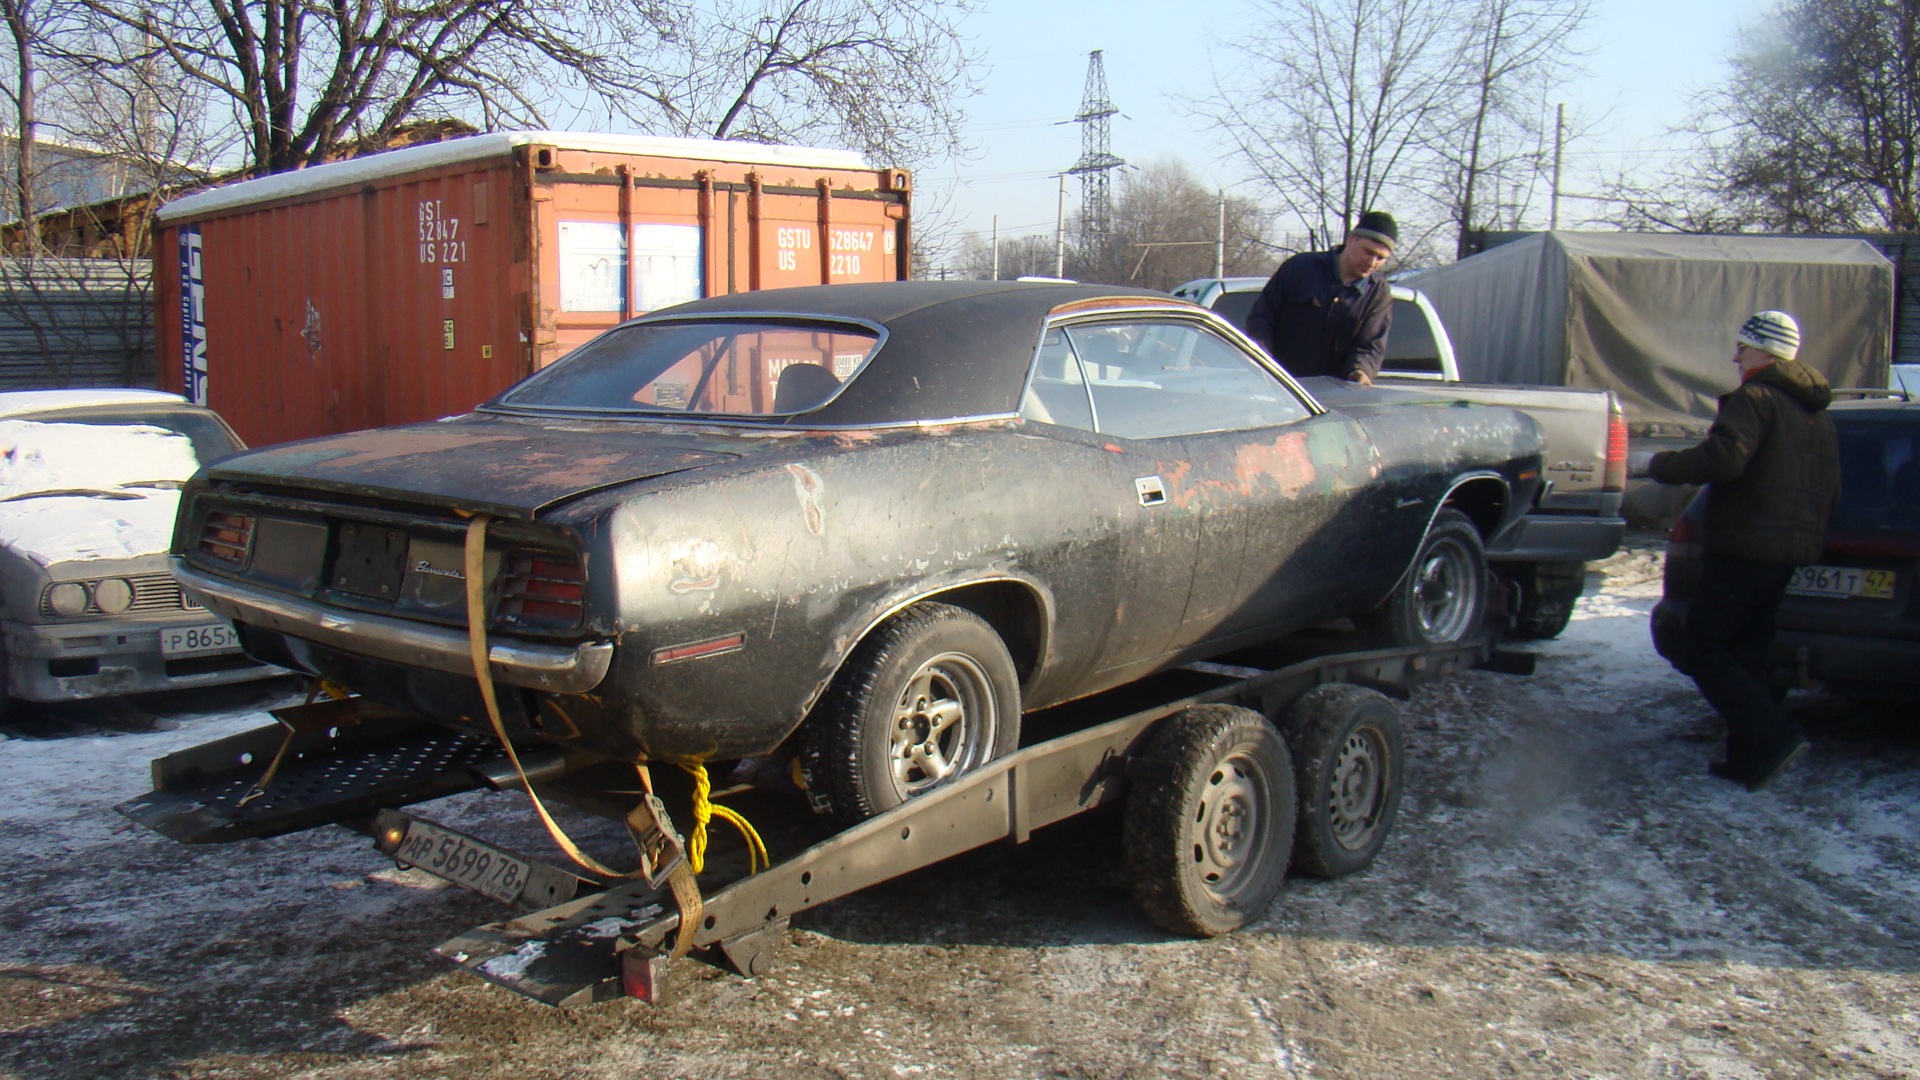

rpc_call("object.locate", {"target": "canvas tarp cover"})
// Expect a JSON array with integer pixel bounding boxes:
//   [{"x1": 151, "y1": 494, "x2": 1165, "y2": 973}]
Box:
[{"x1": 1404, "y1": 232, "x2": 1895, "y2": 435}]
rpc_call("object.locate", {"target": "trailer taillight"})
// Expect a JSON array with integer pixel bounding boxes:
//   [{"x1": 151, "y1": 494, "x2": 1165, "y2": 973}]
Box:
[
  {"x1": 1602, "y1": 403, "x2": 1628, "y2": 493},
  {"x1": 198, "y1": 511, "x2": 255, "y2": 565},
  {"x1": 495, "y1": 552, "x2": 585, "y2": 628}
]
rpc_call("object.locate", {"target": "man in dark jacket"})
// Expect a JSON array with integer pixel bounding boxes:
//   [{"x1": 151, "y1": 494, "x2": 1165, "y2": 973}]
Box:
[
  {"x1": 1647, "y1": 310, "x2": 1840, "y2": 792},
  {"x1": 1246, "y1": 211, "x2": 1396, "y2": 384}
]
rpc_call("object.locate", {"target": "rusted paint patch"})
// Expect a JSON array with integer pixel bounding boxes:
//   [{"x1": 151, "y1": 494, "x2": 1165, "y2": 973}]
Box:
[
  {"x1": 667, "y1": 539, "x2": 726, "y2": 595},
  {"x1": 1234, "y1": 432, "x2": 1317, "y2": 497},
  {"x1": 787, "y1": 463, "x2": 826, "y2": 536}
]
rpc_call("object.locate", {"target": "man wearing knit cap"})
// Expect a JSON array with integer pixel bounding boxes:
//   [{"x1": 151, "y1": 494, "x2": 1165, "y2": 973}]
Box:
[
  {"x1": 1645, "y1": 310, "x2": 1840, "y2": 792},
  {"x1": 1246, "y1": 211, "x2": 1398, "y2": 384}
]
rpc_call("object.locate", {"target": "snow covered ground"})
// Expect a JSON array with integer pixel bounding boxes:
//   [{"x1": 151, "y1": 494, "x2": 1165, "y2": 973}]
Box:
[{"x1": 1, "y1": 538, "x2": 1915, "y2": 1078}]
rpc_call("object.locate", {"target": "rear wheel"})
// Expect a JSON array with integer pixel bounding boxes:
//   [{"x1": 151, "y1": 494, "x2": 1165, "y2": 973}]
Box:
[
  {"x1": 1361, "y1": 508, "x2": 1488, "y2": 646},
  {"x1": 1507, "y1": 561, "x2": 1586, "y2": 640},
  {"x1": 1123, "y1": 704, "x2": 1296, "y2": 937},
  {"x1": 1282, "y1": 684, "x2": 1405, "y2": 879},
  {"x1": 800, "y1": 602, "x2": 1020, "y2": 826}
]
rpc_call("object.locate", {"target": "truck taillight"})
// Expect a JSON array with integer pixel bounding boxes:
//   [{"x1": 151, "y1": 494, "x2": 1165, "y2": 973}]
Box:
[
  {"x1": 496, "y1": 552, "x2": 584, "y2": 628},
  {"x1": 198, "y1": 511, "x2": 254, "y2": 565},
  {"x1": 1602, "y1": 404, "x2": 1628, "y2": 493}
]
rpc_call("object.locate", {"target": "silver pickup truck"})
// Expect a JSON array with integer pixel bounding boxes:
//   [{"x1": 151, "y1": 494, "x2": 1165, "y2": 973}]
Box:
[{"x1": 1175, "y1": 277, "x2": 1626, "y2": 639}]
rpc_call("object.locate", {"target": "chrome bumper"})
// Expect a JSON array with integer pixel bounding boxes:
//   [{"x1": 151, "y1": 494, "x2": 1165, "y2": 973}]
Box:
[{"x1": 171, "y1": 558, "x2": 613, "y2": 694}]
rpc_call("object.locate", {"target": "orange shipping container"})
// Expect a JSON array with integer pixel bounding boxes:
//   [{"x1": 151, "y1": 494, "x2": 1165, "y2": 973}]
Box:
[{"x1": 153, "y1": 131, "x2": 911, "y2": 448}]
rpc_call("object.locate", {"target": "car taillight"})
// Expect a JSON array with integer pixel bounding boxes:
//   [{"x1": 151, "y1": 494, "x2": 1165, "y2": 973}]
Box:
[
  {"x1": 1602, "y1": 402, "x2": 1628, "y2": 493},
  {"x1": 495, "y1": 552, "x2": 585, "y2": 627},
  {"x1": 198, "y1": 511, "x2": 254, "y2": 565},
  {"x1": 1666, "y1": 508, "x2": 1703, "y2": 561}
]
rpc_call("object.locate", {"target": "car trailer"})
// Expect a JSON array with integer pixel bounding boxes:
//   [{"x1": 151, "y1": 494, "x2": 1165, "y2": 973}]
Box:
[{"x1": 119, "y1": 633, "x2": 1532, "y2": 1007}]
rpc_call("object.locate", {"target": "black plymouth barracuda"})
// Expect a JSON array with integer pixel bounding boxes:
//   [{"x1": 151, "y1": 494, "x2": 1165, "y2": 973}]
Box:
[{"x1": 173, "y1": 281, "x2": 1543, "y2": 822}]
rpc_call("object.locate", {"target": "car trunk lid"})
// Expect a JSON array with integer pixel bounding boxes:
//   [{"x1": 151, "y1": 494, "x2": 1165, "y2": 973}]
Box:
[{"x1": 203, "y1": 415, "x2": 742, "y2": 520}]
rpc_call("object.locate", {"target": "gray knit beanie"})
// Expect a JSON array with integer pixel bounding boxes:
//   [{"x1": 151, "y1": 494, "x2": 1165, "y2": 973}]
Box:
[{"x1": 1738, "y1": 310, "x2": 1800, "y2": 361}]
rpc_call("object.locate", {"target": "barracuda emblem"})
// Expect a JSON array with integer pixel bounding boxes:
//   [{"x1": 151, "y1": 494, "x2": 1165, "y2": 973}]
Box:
[{"x1": 415, "y1": 560, "x2": 464, "y2": 580}]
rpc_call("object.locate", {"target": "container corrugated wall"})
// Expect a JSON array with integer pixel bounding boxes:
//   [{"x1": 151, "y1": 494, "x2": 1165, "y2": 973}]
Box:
[{"x1": 154, "y1": 137, "x2": 909, "y2": 448}]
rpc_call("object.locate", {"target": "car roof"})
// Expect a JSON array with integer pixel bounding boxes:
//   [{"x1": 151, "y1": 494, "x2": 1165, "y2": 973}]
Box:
[
  {"x1": 0, "y1": 389, "x2": 189, "y2": 419},
  {"x1": 536, "y1": 281, "x2": 1194, "y2": 426}
]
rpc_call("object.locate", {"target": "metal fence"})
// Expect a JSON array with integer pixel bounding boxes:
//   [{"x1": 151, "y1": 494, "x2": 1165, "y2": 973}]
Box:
[{"x1": 0, "y1": 257, "x2": 153, "y2": 389}]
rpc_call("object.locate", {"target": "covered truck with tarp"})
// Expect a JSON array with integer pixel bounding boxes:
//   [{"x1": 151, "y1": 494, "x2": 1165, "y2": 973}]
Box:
[{"x1": 1404, "y1": 232, "x2": 1895, "y2": 438}]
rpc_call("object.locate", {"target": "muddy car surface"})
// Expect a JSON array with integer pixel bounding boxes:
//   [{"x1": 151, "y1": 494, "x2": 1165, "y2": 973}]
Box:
[{"x1": 172, "y1": 281, "x2": 1542, "y2": 821}]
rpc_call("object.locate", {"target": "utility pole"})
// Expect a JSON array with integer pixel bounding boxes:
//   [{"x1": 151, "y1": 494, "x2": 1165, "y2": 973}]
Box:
[
  {"x1": 1067, "y1": 50, "x2": 1126, "y2": 263},
  {"x1": 1550, "y1": 103, "x2": 1565, "y2": 232},
  {"x1": 1055, "y1": 174, "x2": 1067, "y2": 278},
  {"x1": 991, "y1": 214, "x2": 1000, "y2": 281},
  {"x1": 1215, "y1": 191, "x2": 1226, "y2": 279}
]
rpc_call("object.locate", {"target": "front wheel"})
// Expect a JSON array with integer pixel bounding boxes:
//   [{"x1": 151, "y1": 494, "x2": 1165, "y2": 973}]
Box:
[
  {"x1": 1123, "y1": 705, "x2": 1296, "y2": 937},
  {"x1": 800, "y1": 602, "x2": 1020, "y2": 826},
  {"x1": 1360, "y1": 507, "x2": 1488, "y2": 646}
]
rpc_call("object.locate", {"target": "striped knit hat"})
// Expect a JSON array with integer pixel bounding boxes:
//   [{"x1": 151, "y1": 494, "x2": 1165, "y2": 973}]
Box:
[{"x1": 1738, "y1": 310, "x2": 1800, "y2": 362}]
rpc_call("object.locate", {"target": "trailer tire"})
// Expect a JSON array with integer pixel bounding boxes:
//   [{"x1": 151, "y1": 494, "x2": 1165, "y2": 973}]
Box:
[
  {"x1": 1123, "y1": 704, "x2": 1296, "y2": 937},
  {"x1": 1282, "y1": 684, "x2": 1404, "y2": 879},
  {"x1": 1360, "y1": 508, "x2": 1487, "y2": 646},
  {"x1": 800, "y1": 602, "x2": 1020, "y2": 826}
]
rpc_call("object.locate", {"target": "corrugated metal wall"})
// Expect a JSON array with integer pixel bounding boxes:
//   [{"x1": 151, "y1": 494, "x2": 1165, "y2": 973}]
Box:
[{"x1": 0, "y1": 257, "x2": 153, "y2": 388}]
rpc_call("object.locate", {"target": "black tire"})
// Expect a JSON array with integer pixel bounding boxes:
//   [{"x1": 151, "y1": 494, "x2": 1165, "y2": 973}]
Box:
[
  {"x1": 1360, "y1": 507, "x2": 1488, "y2": 646},
  {"x1": 1508, "y1": 561, "x2": 1586, "y2": 640},
  {"x1": 1122, "y1": 704, "x2": 1296, "y2": 937},
  {"x1": 800, "y1": 602, "x2": 1020, "y2": 826},
  {"x1": 1282, "y1": 684, "x2": 1405, "y2": 879}
]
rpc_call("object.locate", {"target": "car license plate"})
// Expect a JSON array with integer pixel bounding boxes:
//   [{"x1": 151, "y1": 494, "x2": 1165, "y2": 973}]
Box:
[
  {"x1": 1787, "y1": 565, "x2": 1896, "y2": 600},
  {"x1": 392, "y1": 818, "x2": 534, "y2": 905},
  {"x1": 159, "y1": 622, "x2": 241, "y2": 657}
]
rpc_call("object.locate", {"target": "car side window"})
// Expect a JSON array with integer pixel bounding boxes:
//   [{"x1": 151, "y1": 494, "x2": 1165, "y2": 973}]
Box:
[
  {"x1": 1063, "y1": 321, "x2": 1311, "y2": 439},
  {"x1": 1020, "y1": 329, "x2": 1096, "y2": 430}
]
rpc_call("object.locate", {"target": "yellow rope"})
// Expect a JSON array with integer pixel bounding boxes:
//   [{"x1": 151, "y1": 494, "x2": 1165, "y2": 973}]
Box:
[{"x1": 677, "y1": 761, "x2": 769, "y2": 875}]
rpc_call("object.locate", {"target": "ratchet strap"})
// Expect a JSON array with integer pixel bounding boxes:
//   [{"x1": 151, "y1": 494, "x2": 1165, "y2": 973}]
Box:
[{"x1": 461, "y1": 513, "x2": 705, "y2": 959}]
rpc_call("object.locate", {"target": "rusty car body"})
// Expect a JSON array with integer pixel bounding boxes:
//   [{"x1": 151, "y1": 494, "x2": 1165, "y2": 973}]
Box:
[{"x1": 170, "y1": 281, "x2": 1543, "y2": 822}]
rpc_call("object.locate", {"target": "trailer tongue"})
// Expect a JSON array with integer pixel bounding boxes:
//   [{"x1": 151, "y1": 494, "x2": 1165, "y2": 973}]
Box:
[{"x1": 117, "y1": 634, "x2": 1530, "y2": 1007}]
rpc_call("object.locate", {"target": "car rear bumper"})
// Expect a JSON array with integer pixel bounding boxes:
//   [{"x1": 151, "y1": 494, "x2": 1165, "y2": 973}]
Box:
[
  {"x1": 173, "y1": 558, "x2": 614, "y2": 695},
  {"x1": 1486, "y1": 513, "x2": 1626, "y2": 563},
  {"x1": 2, "y1": 617, "x2": 281, "y2": 702},
  {"x1": 1775, "y1": 628, "x2": 1920, "y2": 699}
]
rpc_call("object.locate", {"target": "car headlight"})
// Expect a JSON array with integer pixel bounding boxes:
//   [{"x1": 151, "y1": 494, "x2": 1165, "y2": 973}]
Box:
[
  {"x1": 94, "y1": 578, "x2": 134, "y2": 614},
  {"x1": 47, "y1": 582, "x2": 89, "y2": 616}
]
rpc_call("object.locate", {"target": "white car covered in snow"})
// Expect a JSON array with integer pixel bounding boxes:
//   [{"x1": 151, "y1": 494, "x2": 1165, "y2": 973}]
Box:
[{"x1": 0, "y1": 389, "x2": 280, "y2": 709}]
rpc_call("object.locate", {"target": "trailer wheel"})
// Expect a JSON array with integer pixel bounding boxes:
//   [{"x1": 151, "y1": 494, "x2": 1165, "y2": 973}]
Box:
[
  {"x1": 1283, "y1": 684, "x2": 1404, "y2": 879},
  {"x1": 800, "y1": 602, "x2": 1020, "y2": 826},
  {"x1": 1361, "y1": 508, "x2": 1487, "y2": 646},
  {"x1": 1122, "y1": 704, "x2": 1296, "y2": 937}
]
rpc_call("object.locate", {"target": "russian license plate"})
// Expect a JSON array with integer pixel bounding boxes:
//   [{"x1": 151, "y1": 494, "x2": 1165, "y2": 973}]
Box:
[
  {"x1": 393, "y1": 818, "x2": 534, "y2": 905},
  {"x1": 159, "y1": 622, "x2": 240, "y2": 657},
  {"x1": 1787, "y1": 564, "x2": 1897, "y2": 600}
]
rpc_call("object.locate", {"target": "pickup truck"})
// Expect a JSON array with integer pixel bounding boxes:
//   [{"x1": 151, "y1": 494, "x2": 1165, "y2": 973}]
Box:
[{"x1": 1173, "y1": 276, "x2": 1626, "y2": 639}]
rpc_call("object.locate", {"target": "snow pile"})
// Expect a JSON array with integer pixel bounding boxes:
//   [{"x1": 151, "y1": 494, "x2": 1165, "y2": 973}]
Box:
[{"x1": 0, "y1": 419, "x2": 203, "y2": 566}]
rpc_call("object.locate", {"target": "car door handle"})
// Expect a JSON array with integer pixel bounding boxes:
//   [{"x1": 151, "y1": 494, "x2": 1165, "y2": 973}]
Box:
[{"x1": 1135, "y1": 475, "x2": 1166, "y2": 507}]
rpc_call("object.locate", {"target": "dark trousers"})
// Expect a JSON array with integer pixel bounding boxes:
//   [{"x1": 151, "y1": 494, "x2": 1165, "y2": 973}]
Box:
[{"x1": 1684, "y1": 555, "x2": 1804, "y2": 767}]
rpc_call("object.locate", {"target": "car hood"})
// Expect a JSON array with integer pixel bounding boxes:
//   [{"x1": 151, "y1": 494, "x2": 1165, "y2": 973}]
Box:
[
  {"x1": 202, "y1": 415, "x2": 744, "y2": 519},
  {"x1": 0, "y1": 489, "x2": 181, "y2": 567}
]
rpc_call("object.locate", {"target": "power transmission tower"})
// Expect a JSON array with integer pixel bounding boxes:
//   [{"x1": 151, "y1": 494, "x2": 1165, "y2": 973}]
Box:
[{"x1": 1067, "y1": 50, "x2": 1125, "y2": 253}]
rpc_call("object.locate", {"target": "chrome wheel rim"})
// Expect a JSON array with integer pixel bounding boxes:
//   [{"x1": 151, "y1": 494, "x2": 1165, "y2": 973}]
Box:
[
  {"x1": 1195, "y1": 751, "x2": 1270, "y2": 899},
  {"x1": 1327, "y1": 727, "x2": 1389, "y2": 851},
  {"x1": 1413, "y1": 536, "x2": 1478, "y2": 642},
  {"x1": 888, "y1": 652, "x2": 996, "y2": 798}
]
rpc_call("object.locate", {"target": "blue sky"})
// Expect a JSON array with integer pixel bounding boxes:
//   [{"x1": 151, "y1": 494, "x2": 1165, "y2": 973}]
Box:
[{"x1": 918, "y1": 0, "x2": 1768, "y2": 256}]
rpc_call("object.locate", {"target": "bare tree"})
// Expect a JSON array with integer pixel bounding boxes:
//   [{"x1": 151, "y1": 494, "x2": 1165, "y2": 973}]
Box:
[
  {"x1": 641, "y1": 0, "x2": 980, "y2": 169},
  {"x1": 1196, "y1": 0, "x2": 1460, "y2": 247},
  {"x1": 1435, "y1": 0, "x2": 1589, "y2": 256},
  {"x1": 1071, "y1": 158, "x2": 1271, "y2": 289},
  {"x1": 1694, "y1": 0, "x2": 1920, "y2": 232},
  {"x1": 949, "y1": 231, "x2": 1057, "y2": 281}
]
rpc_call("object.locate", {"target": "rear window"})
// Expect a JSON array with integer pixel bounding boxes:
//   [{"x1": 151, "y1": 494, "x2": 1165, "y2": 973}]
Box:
[
  {"x1": 1384, "y1": 299, "x2": 1443, "y2": 374},
  {"x1": 499, "y1": 319, "x2": 882, "y2": 416},
  {"x1": 1212, "y1": 290, "x2": 1259, "y2": 334},
  {"x1": 1832, "y1": 416, "x2": 1920, "y2": 533}
]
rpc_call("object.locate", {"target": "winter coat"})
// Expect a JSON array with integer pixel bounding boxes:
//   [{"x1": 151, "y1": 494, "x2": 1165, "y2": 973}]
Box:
[{"x1": 1648, "y1": 359, "x2": 1841, "y2": 564}]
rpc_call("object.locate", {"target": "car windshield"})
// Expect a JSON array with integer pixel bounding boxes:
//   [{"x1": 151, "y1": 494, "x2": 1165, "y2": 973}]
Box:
[
  {"x1": 31, "y1": 405, "x2": 240, "y2": 463},
  {"x1": 0, "y1": 411, "x2": 220, "y2": 502},
  {"x1": 1832, "y1": 416, "x2": 1920, "y2": 533},
  {"x1": 498, "y1": 319, "x2": 883, "y2": 417}
]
